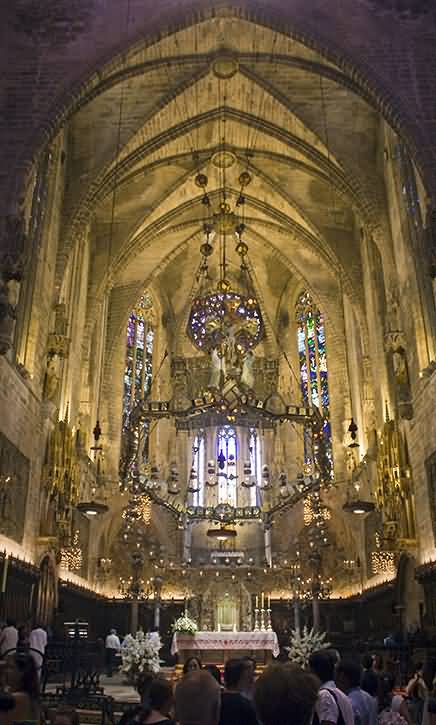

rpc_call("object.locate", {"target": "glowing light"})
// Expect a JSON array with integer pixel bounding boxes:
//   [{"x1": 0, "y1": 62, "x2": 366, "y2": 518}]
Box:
[{"x1": 60, "y1": 530, "x2": 82, "y2": 572}]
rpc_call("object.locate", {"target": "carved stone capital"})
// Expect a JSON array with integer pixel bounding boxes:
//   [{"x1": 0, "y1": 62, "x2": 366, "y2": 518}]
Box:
[
  {"x1": 47, "y1": 332, "x2": 70, "y2": 358},
  {"x1": 384, "y1": 330, "x2": 406, "y2": 352}
]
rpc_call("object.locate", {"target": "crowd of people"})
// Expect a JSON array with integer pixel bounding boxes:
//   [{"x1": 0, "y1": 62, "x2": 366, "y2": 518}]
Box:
[
  {"x1": 0, "y1": 623, "x2": 434, "y2": 725},
  {"x1": 117, "y1": 649, "x2": 436, "y2": 725}
]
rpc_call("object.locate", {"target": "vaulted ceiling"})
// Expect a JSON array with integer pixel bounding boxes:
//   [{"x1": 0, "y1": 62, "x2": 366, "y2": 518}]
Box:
[
  {"x1": 59, "y1": 14, "x2": 399, "y2": 586},
  {"x1": 61, "y1": 15, "x2": 388, "y2": 346}
]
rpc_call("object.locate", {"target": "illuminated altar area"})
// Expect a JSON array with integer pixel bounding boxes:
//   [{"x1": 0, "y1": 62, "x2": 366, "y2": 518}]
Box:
[{"x1": 2, "y1": 5, "x2": 434, "y2": 663}]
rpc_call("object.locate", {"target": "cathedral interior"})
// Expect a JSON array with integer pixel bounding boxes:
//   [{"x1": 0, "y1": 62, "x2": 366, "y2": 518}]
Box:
[{"x1": 0, "y1": 0, "x2": 436, "y2": 658}]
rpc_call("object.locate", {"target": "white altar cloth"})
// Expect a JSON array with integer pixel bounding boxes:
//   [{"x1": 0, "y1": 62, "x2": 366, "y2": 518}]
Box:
[{"x1": 171, "y1": 631, "x2": 280, "y2": 658}]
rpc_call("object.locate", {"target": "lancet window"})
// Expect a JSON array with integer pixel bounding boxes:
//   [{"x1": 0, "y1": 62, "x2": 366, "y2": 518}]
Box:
[
  {"x1": 217, "y1": 426, "x2": 238, "y2": 506},
  {"x1": 192, "y1": 433, "x2": 206, "y2": 507},
  {"x1": 248, "y1": 428, "x2": 261, "y2": 507},
  {"x1": 123, "y1": 293, "x2": 154, "y2": 425},
  {"x1": 296, "y1": 291, "x2": 334, "y2": 479}
]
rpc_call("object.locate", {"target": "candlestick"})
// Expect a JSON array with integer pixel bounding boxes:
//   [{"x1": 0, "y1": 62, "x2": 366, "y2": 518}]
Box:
[
  {"x1": 260, "y1": 608, "x2": 265, "y2": 631},
  {"x1": 255, "y1": 595, "x2": 259, "y2": 609},
  {"x1": 261, "y1": 591, "x2": 265, "y2": 609},
  {"x1": 268, "y1": 594, "x2": 271, "y2": 609}
]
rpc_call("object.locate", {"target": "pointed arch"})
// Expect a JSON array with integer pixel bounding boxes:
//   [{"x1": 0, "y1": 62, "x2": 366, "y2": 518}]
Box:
[{"x1": 295, "y1": 290, "x2": 334, "y2": 480}]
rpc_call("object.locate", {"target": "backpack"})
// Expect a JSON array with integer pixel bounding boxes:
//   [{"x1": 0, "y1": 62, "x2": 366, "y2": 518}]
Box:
[{"x1": 312, "y1": 688, "x2": 347, "y2": 725}]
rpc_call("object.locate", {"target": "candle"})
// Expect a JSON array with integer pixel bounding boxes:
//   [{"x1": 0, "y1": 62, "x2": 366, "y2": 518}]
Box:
[
  {"x1": 268, "y1": 595, "x2": 271, "y2": 609},
  {"x1": 261, "y1": 592, "x2": 265, "y2": 609},
  {"x1": 255, "y1": 595, "x2": 259, "y2": 609}
]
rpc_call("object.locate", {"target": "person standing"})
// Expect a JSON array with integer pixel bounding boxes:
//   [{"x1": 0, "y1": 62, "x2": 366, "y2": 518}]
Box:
[
  {"x1": 361, "y1": 656, "x2": 379, "y2": 699},
  {"x1": 219, "y1": 658, "x2": 257, "y2": 725},
  {"x1": 105, "y1": 628, "x2": 120, "y2": 677},
  {"x1": 175, "y1": 670, "x2": 221, "y2": 725},
  {"x1": 29, "y1": 623, "x2": 47, "y2": 675},
  {"x1": 0, "y1": 620, "x2": 17, "y2": 658},
  {"x1": 406, "y1": 663, "x2": 428, "y2": 725},
  {"x1": 255, "y1": 663, "x2": 319, "y2": 725},
  {"x1": 336, "y1": 660, "x2": 377, "y2": 725},
  {"x1": 309, "y1": 650, "x2": 354, "y2": 725}
]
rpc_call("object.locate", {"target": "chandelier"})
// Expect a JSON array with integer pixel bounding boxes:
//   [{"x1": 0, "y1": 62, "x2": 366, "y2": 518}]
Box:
[
  {"x1": 59, "y1": 530, "x2": 82, "y2": 572},
  {"x1": 122, "y1": 495, "x2": 152, "y2": 527},
  {"x1": 119, "y1": 136, "x2": 334, "y2": 531},
  {"x1": 187, "y1": 169, "x2": 265, "y2": 388}
]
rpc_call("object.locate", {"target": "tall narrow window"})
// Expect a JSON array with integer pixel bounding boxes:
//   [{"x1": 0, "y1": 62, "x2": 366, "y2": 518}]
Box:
[
  {"x1": 217, "y1": 426, "x2": 237, "y2": 506},
  {"x1": 192, "y1": 433, "x2": 205, "y2": 507},
  {"x1": 296, "y1": 291, "x2": 333, "y2": 479},
  {"x1": 123, "y1": 293, "x2": 154, "y2": 425},
  {"x1": 248, "y1": 428, "x2": 261, "y2": 507}
]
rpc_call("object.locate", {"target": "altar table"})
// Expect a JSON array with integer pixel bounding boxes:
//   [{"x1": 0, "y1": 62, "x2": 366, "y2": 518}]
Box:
[{"x1": 171, "y1": 631, "x2": 280, "y2": 665}]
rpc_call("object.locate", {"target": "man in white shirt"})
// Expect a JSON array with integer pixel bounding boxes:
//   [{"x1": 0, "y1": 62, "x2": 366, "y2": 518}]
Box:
[
  {"x1": 0, "y1": 619, "x2": 18, "y2": 657},
  {"x1": 29, "y1": 624, "x2": 48, "y2": 673},
  {"x1": 105, "y1": 628, "x2": 121, "y2": 677},
  {"x1": 309, "y1": 650, "x2": 355, "y2": 725}
]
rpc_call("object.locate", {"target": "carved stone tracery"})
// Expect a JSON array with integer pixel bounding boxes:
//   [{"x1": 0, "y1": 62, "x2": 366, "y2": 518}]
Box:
[{"x1": 0, "y1": 214, "x2": 27, "y2": 355}]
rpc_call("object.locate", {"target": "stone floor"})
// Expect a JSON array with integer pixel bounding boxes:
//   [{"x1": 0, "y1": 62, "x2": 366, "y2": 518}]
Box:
[{"x1": 46, "y1": 669, "x2": 177, "y2": 703}]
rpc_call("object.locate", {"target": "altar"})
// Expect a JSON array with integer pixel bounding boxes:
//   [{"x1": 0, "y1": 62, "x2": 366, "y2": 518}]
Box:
[{"x1": 171, "y1": 631, "x2": 280, "y2": 665}]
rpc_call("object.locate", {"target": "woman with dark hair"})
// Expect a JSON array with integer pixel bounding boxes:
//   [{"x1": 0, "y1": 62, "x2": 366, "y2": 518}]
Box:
[
  {"x1": 119, "y1": 678, "x2": 175, "y2": 725},
  {"x1": 0, "y1": 653, "x2": 40, "y2": 725},
  {"x1": 183, "y1": 657, "x2": 202, "y2": 675},
  {"x1": 142, "y1": 677, "x2": 175, "y2": 725}
]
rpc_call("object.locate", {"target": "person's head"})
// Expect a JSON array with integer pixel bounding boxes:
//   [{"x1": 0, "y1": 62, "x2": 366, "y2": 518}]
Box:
[
  {"x1": 52, "y1": 706, "x2": 80, "y2": 725},
  {"x1": 6, "y1": 619, "x2": 16, "y2": 629},
  {"x1": 205, "y1": 665, "x2": 222, "y2": 686},
  {"x1": 255, "y1": 664, "x2": 319, "y2": 725},
  {"x1": 136, "y1": 671, "x2": 155, "y2": 703},
  {"x1": 243, "y1": 657, "x2": 256, "y2": 675},
  {"x1": 327, "y1": 649, "x2": 341, "y2": 667},
  {"x1": 309, "y1": 650, "x2": 336, "y2": 684},
  {"x1": 373, "y1": 654, "x2": 383, "y2": 672},
  {"x1": 336, "y1": 661, "x2": 362, "y2": 693},
  {"x1": 175, "y1": 670, "x2": 220, "y2": 725},
  {"x1": 183, "y1": 657, "x2": 202, "y2": 675},
  {"x1": 414, "y1": 662, "x2": 424, "y2": 676},
  {"x1": 5, "y1": 653, "x2": 39, "y2": 699},
  {"x1": 362, "y1": 655, "x2": 373, "y2": 670},
  {"x1": 110, "y1": 628, "x2": 117, "y2": 635},
  {"x1": 143, "y1": 677, "x2": 174, "y2": 718},
  {"x1": 224, "y1": 658, "x2": 253, "y2": 692}
]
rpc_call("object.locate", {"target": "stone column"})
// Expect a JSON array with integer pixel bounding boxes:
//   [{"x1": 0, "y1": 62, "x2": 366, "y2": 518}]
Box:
[
  {"x1": 153, "y1": 576, "x2": 163, "y2": 631},
  {"x1": 293, "y1": 600, "x2": 301, "y2": 634},
  {"x1": 312, "y1": 593, "x2": 320, "y2": 632},
  {"x1": 0, "y1": 215, "x2": 27, "y2": 355},
  {"x1": 264, "y1": 523, "x2": 272, "y2": 567},
  {"x1": 130, "y1": 600, "x2": 139, "y2": 635}
]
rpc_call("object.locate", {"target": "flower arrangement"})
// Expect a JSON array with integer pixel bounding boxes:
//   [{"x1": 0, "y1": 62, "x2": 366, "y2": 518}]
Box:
[
  {"x1": 172, "y1": 612, "x2": 198, "y2": 635},
  {"x1": 286, "y1": 626, "x2": 331, "y2": 668},
  {"x1": 120, "y1": 630, "x2": 162, "y2": 683}
]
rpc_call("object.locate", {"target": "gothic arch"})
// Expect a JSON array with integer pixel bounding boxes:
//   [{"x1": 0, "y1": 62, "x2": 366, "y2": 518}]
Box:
[{"x1": 7, "y1": 2, "x2": 434, "y2": 218}]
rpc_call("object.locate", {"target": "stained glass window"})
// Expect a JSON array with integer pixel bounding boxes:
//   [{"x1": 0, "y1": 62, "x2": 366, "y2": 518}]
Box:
[
  {"x1": 248, "y1": 428, "x2": 261, "y2": 507},
  {"x1": 217, "y1": 426, "x2": 237, "y2": 506},
  {"x1": 296, "y1": 291, "x2": 334, "y2": 480},
  {"x1": 123, "y1": 293, "x2": 154, "y2": 426},
  {"x1": 192, "y1": 433, "x2": 205, "y2": 507}
]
